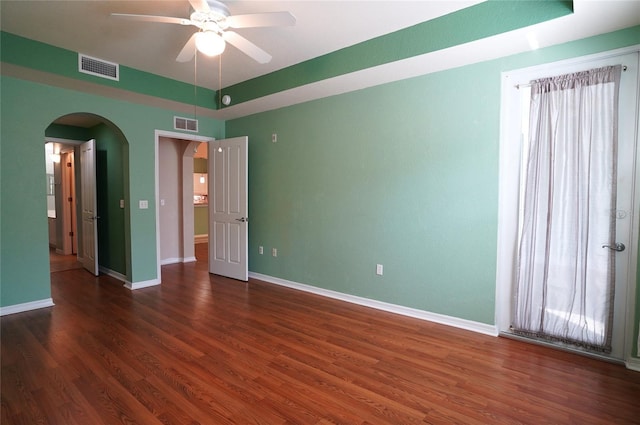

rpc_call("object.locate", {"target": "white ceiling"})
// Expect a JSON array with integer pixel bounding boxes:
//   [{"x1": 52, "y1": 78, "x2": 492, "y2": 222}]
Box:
[
  {"x1": 2, "y1": 1, "x2": 639, "y2": 121},
  {"x1": 0, "y1": 0, "x2": 483, "y2": 89}
]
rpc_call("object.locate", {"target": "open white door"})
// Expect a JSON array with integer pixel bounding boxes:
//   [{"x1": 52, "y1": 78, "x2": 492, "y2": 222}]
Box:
[
  {"x1": 80, "y1": 139, "x2": 98, "y2": 276},
  {"x1": 208, "y1": 136, "x2": 248, "y2": 281}
]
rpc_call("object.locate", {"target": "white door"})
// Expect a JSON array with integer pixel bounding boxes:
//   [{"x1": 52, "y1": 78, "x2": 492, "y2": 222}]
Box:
[
  {"x1": 208, "y1": 136, "x2": 248, "y2": 281},
  {"x1": 498, "y1": 50, "x2": 639, "y2": 360},
  {"x1": 80, "y1": 139, "x2": 98, "y2": 276}
]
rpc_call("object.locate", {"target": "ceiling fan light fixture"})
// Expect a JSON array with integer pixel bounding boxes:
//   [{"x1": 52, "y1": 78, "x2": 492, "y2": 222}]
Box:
[{"x1": 195, "y1": 31, "x2": 225, "y2": 56}]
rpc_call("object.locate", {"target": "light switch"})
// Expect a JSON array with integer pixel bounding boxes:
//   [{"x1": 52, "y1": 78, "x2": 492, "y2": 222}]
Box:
[
  {"x1": 139, "y1": 200, "x2": 148, "y2": 209},
  {"x1": 119, "y1": 199, "x2": 125, "y2": 209}
]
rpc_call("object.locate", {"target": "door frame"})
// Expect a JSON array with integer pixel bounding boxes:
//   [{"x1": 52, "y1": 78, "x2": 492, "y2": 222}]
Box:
[
  {"x1": 495, "y1": 46, "x2": 640, "y2": 367},
  {"x1": 45, "y1": 137, "x2": 83, "y2": 258},
  {"x1": 154, "y1": 130, "x2": 215, "y2": 285}
]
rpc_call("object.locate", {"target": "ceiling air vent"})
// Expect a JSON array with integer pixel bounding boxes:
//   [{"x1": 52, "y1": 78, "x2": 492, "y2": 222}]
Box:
[
  {"x1": 174, "y1": 116, "x2": 198, "y2": 132},
  {"x1": 79, "y1": 54, "x2": 119, "y2": 81}
]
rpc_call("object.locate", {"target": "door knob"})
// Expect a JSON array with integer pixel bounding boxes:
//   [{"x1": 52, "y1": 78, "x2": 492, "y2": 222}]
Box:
[
  {"x1": 602, "y1": 242, "x2": 625, "y2": 252},
  {"x1": 235, "y1": 217, "x2": 248, "y2": 222}
]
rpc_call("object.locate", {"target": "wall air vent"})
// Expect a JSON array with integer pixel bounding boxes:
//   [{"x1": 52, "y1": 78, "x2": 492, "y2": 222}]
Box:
[
  {"x1": 174, "y1": 116, "x2": 199, "y2": 132},
  {"x1": 79, "y1": 54, "x2": 119, "y2": 81}
]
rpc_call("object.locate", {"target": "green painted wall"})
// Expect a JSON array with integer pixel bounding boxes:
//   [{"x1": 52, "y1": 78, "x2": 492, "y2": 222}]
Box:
[
  {"x1": 0, "y1": 75, "x2": 224, "y2": 306},
  {"x1": 1, "y1": 31, "x2": 219, "y2": 110},
  {"x1": 194, "y1": 206, "x2": 208, "y2": 236},
  {"x1": 46, "y1": 123, "x2": 91, "y2": 141},
  {"x1": 227, "y1": 27, "x2": 640, "y2": 328},
  {"x1": 94, "y1": 123, "x2": 127, "y2": 275},
  {"x1": 194, "y1": 158, "x2": 207, "y2": 173}
]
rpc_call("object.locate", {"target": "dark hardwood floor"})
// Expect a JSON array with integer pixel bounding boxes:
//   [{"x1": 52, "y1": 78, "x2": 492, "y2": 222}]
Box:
[
  {"x1": 3, "y1": 244, "x2": 640, "y2": 424},
  {"x1": 49, "y1": 248, "x2": 83, "y2": 273}
]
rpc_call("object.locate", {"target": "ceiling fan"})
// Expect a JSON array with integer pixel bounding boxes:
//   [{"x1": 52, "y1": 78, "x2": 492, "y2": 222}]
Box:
[{"x1": 112, "y1": 0, "x2": 296, "y2": 64}]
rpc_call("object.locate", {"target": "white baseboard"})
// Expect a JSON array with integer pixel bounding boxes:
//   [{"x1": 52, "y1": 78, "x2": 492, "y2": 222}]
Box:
[
  {"x1": 161, "y1": 257, "x2": 198, "y2": 265},
  {"x1": 99, "y1": 266, "x2": 127, "y2": 283},
  {"x1": 626, "y1": 357, "x2": 640, "y2": 372},
  {"x1": 249, "y1": 272, "x2": 498, "y2": 337},
  {"x1": 0, "y1": 298, "x2": 55, "y2": 316},
  {"x1": 124, "y1": 279, "x2": 160, "y2": 290},
  {"x1": 194, "y1": 234, "x2": 208, "y2": 244},
  {"x1": 161, "y1": 257, "x2": 183, "y2": 265}
]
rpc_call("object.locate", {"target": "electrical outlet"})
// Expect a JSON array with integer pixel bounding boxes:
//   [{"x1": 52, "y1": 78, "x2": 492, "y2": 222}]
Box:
[
  {"x1": 259, "y1": 246, "x2": 264, "y2": 255},
  {"x1": 376, "y1": 264, "x2": 383, "y2": 276},
  {"x1": 272, "y1": 133, "x2": 277, "y2": 143},
  {"x1": 272, "y1": 248, "x2": 278, "y2": 257}
]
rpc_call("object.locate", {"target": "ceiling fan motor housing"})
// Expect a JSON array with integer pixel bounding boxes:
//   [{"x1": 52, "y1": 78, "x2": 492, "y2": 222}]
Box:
[
  {"x1": 205, "y1": 0, "x2": 230, "y2": 18},
  {"x1": 191, "y1": 0, "x2": 230, "y2": 31}
]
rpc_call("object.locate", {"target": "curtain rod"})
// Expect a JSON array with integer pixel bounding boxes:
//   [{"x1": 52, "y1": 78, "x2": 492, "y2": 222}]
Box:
[{"x1": 515, "y1": 65, "x2": 627, "y2": 89}]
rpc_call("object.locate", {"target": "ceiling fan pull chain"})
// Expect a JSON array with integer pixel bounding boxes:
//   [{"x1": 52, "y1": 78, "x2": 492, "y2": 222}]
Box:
[
  {"x1": 218, "y1": 53, "x2": 223, "y2": 109},
  {"x1": 193, "y1": 48, "x2": 198, "y2": 120}
]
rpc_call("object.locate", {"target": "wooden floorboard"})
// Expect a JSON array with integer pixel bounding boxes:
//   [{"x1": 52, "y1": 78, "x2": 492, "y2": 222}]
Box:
[{"x1": 2, "y1": 244, "x2": 640, "y2": 424}]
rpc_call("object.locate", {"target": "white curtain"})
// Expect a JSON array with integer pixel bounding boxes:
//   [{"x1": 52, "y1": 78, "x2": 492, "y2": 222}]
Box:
[{"x1": 513, "y1": 65, "x2": 622, "y2": 352}]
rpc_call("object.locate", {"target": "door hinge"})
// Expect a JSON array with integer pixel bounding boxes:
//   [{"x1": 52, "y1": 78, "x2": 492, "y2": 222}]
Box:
[
  {"x1": 69, "y1": 231, "x2": 74, "y2": 237},
  {"x1": 68, "y1": 197, "x2": 73, "y2": 202},
  {"x1": 67, "y1": 162, "x2": 72, "y2": 167}
]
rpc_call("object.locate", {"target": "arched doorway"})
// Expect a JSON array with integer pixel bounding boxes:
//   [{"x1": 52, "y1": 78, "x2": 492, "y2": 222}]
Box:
[{"x1": 45, "y1": 113, "x2": 130, "y2": 281}]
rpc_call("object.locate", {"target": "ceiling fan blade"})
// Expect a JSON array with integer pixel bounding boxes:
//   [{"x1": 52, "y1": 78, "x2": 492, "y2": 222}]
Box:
[
  {"x1": 222, "y1": 31, "x2": 272, "y2": 64},
  {"x1": 176, "y1": 33, "x2": 198, "y2": 62},
  {"x1": 226, "y1": 12, "x2": 296, "y2": 29},
  {"x1": 189, "y1": 0, "x2": 210, "y2": 13},
  {"x1": 111, "y1": 13, "x2": 191, "y2": 25}
]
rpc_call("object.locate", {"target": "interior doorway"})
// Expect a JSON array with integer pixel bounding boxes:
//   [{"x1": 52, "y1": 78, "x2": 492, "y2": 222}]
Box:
[
  {"x1": 45, "y1": 113, "x2": 129, "y2": 281},
  {"x1": 155, "y1": 130, "x2": 215, "y2": 284},
  {"x1": 155, "y1": 131, "x2": 249, "y2": 283},
  {"x1": 193, "y1": 141, "x2": 209, "y2": 262},
  {"x1": 46, "y1": 138, "x2": 81, "y2": 273}
]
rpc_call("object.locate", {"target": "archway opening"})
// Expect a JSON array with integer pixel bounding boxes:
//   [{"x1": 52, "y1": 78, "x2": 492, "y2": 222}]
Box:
[{"x1": 45, "y1": 113, "x2": 130, "y2": 282}]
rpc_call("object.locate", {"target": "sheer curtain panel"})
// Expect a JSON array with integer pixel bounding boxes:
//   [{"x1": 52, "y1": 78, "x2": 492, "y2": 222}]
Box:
[{"x1": 513, "y1": 65, "x2": 622, "y2": 352}]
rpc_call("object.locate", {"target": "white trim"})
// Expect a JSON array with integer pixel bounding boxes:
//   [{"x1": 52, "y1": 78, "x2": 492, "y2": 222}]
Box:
[
  {"x1": 98, "y1": 266, "x2": 126, "y2": 283},
  {"x1": 160, "y1": 257, "x2": 198, "y2": 265},
  {"x1": 626, "y1": 357, "x2": 640, "y2": 372},
  {"x1": 249, "y1": 272, "x2": 498, "y2": 337},
  {"x1": 44, "y1": 136, "x2": 85, "y2": 146},
  {"x1": 0, "y1": 298, "x2": 54, "y2": 316},
  {"x1": 124, "y1": 279, "x2": 160, "y2": 290},
  {"x1": 161, "y1": 257, "x2": 183, "y2": 265},
  {"x1": 154, "y1": 130, "x2": 215, "y2": 288}
]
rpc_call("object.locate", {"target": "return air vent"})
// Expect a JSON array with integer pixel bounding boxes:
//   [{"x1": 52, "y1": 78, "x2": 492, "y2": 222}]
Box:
[
  {"x1": 174, "y1": 116, "x2": 198, "y2": 132},
  {"x1": 79, "y1": 54, "x2": 119, "y2": 81}
]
